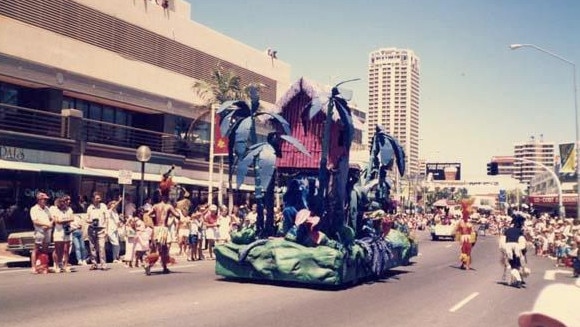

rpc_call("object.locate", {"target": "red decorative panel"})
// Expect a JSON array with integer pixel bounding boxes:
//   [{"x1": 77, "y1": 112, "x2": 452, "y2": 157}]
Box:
[{"x1": 276, "y1": 91, "x2": 349, "y2": 170}]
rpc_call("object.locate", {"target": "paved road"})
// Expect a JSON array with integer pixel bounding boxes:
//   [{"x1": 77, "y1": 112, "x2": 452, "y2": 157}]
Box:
[{"x1": 0, "y1": 231, "x2": 576, "y2": 327}]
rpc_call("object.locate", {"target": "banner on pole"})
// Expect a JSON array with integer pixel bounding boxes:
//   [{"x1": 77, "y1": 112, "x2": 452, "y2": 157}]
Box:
[
  {"x1": 213, "y1": 113, "x2": 229, "y2": 156},
  {"x1": 559, "y1": 143, "x2": 576, "y2": 173}
]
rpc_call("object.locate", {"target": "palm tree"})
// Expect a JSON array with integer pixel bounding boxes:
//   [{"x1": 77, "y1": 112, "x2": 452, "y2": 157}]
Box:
[
  {"x1": 188, "y1": 65, "x2": 244, "y2": 140},
  {"x1": 218, "y1": 86, "x2": 309, "y2": 237},
  {"x1": 189, "y1": 65, "x2": 245, "y2": 206},
  {"x1": 302, "y1": 79, "x2": 359, "y2": 237}
]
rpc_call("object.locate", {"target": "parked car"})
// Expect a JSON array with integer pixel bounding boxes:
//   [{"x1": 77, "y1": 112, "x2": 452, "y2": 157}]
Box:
[
  {"x1": 6, "y1": 214, "x2": 124, "y2": 262},
  {"x1": 7, "y1": 231, "x2": 49, "y2": 257}
]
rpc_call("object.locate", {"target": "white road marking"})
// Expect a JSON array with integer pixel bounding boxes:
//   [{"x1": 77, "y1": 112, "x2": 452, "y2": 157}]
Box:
[
  {"x1": 449, "y1": 292, "x2": 479, "y2": 313},
  {"x1": 543, "y1": 269, "x2": 572, "y2": 280},
  {"x1": 445, "y1": 244, "x2": 453, "y2": 248}
]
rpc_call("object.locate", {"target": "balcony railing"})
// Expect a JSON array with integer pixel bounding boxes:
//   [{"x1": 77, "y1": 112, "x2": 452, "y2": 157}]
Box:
[
  {"x1": 0, "y1": 103, "x2": 209, "y2": 159},
  {"x1": 0, "y1": 103, "x2": 65, "y2": 138}
]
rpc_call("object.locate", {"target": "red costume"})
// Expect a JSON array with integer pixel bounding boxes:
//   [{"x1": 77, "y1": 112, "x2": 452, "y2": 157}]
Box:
[{"x1": 457, "y1": 200, "x2": 475, "y2": 270}]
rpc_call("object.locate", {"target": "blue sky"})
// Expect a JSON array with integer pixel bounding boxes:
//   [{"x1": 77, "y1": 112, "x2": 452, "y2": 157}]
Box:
[{"x1": 188, "y1": 0, "x2": 580, "y2": 179}]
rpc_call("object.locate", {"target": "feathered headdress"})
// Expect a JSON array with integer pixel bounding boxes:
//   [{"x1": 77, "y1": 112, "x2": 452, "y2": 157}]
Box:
[
  {"x1": 159, "y1": 165, "x2": 176, "y2": 197},
  {"x1": 461, "y1": 198, "x2": 474, "y2": 222}
]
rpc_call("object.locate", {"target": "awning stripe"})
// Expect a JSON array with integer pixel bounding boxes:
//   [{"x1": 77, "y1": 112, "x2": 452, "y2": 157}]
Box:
[{"x1": 0, "y1": 159, "x2": 109, "y2": 177}]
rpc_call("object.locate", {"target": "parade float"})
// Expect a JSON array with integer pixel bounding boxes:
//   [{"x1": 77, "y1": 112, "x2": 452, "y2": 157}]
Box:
[{"x1": 214, "y1": 78, "x2": 418, "y2": 287}]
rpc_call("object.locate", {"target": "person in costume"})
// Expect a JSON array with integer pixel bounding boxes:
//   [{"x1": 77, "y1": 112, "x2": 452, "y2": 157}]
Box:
[
  {"x1": 456, "y1": 201, "x2": 475, "y2": 270},
  {"x1": 500, "y1": 212, "x2": 528, "y2": 287},
  {"x1": 144, "y1": 167, "x2": 181, "y2": 275}
]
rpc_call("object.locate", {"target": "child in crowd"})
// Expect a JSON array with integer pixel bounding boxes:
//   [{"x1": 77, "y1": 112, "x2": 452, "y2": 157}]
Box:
[
  {"x1": 124, "y1": 214, "x2": 138, "y2": 268},
  {"x1": 554, "y1": 232, "x2": 570, "y2": 267},
  {"x1": 134, "y1": 218, "x2": 152, "y2": 268},
  {"x1": 189, "y1": 211, "x2": 204, "y2": 261}
]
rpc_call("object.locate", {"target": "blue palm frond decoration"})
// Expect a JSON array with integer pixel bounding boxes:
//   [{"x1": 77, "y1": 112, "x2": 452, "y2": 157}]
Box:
[
  {"x1": 218, "y1": 85, "x2": 310, "y2": 238},
  {"x1": 367, "y1": 124, "x2": 405, "y2": 180}
]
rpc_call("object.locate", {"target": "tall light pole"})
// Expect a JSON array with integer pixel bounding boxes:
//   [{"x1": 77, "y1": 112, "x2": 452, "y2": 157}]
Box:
[
  {"x1": 510, "y1": 43, "x2": 579, "y2": 223},
  {"x1": 136, "y1": 145, "x2": 151, "y2": 207}
]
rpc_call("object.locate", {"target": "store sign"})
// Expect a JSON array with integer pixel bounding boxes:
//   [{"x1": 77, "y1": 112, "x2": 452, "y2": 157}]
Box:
[
  {"x1": 426, "y1": 162, "x2": 461, "y2": 181},
  {"x1": 118, "y1": 170, "x2": 133, "y2": 185},
  {"x1": 24, "y1": 188, "x2": 67, "y2": 199},
  {"x1": 0, "y1": 145, "x2": 69, "y2": 165},
  {"x1": 0, "y1": 146, "x2": 25, "y2": 161},
  {"x1": 529, "y1": 195, "x2": 578, "y2": 205}
]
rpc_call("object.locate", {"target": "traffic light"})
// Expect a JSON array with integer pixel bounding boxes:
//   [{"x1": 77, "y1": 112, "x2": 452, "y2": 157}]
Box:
[{"x1": 487, "y1": 162, "x2": 499, "y2": 175}]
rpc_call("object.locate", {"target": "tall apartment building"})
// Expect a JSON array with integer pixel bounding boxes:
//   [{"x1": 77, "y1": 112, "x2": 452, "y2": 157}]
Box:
[
  {"x1": 513, "y1": 136, "x2": 555, "y2": 184},
  {"x1": 368, "y1": 48, "x2": 420, "y2": 176}
]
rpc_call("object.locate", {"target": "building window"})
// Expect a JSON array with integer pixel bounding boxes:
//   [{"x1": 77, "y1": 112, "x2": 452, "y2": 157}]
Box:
[{"x1": 0, "y1": 82, "x2": 20, "y2": 105}]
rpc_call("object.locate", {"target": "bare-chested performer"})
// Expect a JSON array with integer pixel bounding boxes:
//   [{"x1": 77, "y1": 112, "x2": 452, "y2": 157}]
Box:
[{"x1": 144, "y1": 168, "x2": 181, "y2": 275}]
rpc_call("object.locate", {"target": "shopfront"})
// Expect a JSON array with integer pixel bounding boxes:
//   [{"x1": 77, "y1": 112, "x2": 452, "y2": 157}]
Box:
[{"x1": 528, "y1": 194, "x2": 578, "y2": 218}]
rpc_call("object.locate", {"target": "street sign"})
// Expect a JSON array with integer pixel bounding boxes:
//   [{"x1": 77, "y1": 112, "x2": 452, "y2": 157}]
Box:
[
  {"x1": 118, "y1": 170, "x2": 133, "y2": 185},
  {"x1": 499, "y1": 189, "x2": 506, "y2": 202}
]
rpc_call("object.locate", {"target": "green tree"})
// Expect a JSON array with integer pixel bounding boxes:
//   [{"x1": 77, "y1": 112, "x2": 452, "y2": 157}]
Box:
[{"x1": 189, "y1": 65, "x2": 246, "y2": 206}]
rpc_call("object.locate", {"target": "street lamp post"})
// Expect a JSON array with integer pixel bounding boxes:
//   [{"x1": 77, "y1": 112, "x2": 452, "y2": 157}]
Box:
[
  {"x1": 510, "y1": 43, "x2": 579, "y2": 223},
  {"x1": 136, "y1": 145, "x2": 151, "y2": 208},
  {"x1": 513, "y1": 157, "x2": 564, "y2": 218}
]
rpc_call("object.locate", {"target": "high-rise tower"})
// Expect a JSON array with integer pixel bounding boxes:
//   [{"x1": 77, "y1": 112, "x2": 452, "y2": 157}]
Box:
[
  {"x1": 513, "y1": 135, "x2": 555, "y2": 184},
  {"x1": 368, "y1": 48, "x2": 420, "y2": 176}
]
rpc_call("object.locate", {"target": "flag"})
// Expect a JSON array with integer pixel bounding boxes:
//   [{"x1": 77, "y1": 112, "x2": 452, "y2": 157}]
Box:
[
  {"x1": 213, "y1": 113, "x2": 229, "y2": 156},
  {"x1": 559, "y1": 143, "x2": 576, "y2": 173}
]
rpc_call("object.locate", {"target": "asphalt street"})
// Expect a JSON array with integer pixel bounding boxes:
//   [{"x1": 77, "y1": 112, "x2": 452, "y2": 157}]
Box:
[{"x1": 0, "y1": 230, "x2": 577, "y2": 327}]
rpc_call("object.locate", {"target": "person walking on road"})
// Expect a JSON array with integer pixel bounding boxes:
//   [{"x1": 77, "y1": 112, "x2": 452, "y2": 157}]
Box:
[
  {"x1": 30, "y1": 192, "x2": 53, "y2": 274},
  {"x1": 86, "y1": 192, "x2": 108, "y2": 270},
  {"x1": 456, "y1": 201, "x2": 476, "y2": 271},
  {"x1": 500, "y1": 213, "x2": 528, "y2": 287},
  {"x1": 145, "y1": 179, "x2": 181, "y2": 275}
]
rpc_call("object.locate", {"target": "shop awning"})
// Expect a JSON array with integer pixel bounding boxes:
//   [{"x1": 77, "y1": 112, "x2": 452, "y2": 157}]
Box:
[
  {"x1": 88, "y1": 168, "x2": 223, "y2": 188},
  {"x1": 0, "y1": 159, "x2": 40, "y2": 172},
  {"x1": 0, "y1": 159, "x2": 110, "y2": 177},
  {"x1": 89, "y1": 169, "x2": 166, "y2": 183}
]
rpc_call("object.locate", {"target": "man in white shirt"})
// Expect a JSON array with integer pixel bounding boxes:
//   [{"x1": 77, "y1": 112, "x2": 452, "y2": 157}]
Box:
[
  {"x1": 30, "y1": 192, "x2": 52, "y2": 274},
  {"x1": 86, "y1": 192, "x2": 108, "y2": 270}
]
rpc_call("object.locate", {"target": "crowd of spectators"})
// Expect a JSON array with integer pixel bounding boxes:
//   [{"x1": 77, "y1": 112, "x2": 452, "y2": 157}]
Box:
[{"x1": 28, "y1": 188, "x2": 268, "y2": 274}]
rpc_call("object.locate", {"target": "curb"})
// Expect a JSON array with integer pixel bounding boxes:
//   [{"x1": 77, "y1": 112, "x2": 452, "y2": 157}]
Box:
[{"x1": 0, "y1": 256, "x2": 28, "y2": 269}]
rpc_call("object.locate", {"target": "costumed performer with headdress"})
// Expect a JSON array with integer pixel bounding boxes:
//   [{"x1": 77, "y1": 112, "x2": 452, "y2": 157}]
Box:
[
  {"x1": 144, "y1": 165, "x2": 181, "y2": 275},
  {"x1": 456, "y1": 199, "x2": 476, "y2": 270}
]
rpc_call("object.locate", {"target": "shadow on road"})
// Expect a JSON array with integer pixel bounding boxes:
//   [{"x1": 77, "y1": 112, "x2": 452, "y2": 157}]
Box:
[{"x1": 215, "y1": 268, "x2": 414, "y2": 291}]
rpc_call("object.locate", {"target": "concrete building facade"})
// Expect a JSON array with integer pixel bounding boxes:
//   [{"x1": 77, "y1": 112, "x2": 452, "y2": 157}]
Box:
[
  {"x1": 0, "y1": 0, "x2": 290, "y2": 233},
  {"x1": 367, "y1": 48, "x2": 420, "y2": 176}
]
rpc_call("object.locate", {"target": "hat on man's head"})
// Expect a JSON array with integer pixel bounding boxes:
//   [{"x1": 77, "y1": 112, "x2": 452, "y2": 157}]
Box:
[
  {"x1": 518, "y1": 283, "x2": 580, "y2": 327},
  {"x1": 36, "y1": 192, "x2": 50, "y2": 200},
  {"x1": 209, "y1": 204, "x2": 218, "y2": 212}
]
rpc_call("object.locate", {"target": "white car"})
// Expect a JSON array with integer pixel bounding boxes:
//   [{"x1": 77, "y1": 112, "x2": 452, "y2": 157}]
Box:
[{"x1": 429, "y1": 221, "x2": 457, "y2": 241}]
